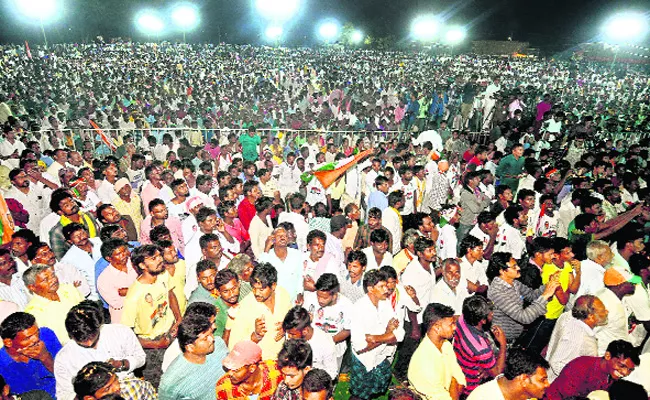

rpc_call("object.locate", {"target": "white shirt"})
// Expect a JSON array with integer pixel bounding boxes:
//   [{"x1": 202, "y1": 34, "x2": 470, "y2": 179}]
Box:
[
  {"x1": 362, "y1": 247, "x2": 393, "y2": 271},
  {"x1": 494, "y1": 223, "x2": 526, "y2": 259},
  {"x1": 401, "y1": 258, "x2": 437, "y2": 323},
  {"x1": 54, "y1": 262, "x2": 91, "y2": 299},
  {"x1": 59, "y1": 238, "x2": 103, "y2": 300},
  {"x1": 277, "y1": 211, "x2": 309, "y2": 252},
  {"x1": 595, "y1": 287, "x2": 632, "y2": 356},
  {"x1": 0, "y1": 139, "x2": 25, "y2": 169},
  {"x1": 259, "y1": 248, "x2": 304, "y2": 301},
  {"x1": 436, "y1": 224, "x2": 457, "y2": 261},
  {"x1": 325, "y1": 233, "x2": 346, "y2": 268},
  {"x1": 305, "y1": 178, "x2": 329, "y2": 206},
  {"x1": 414, "y1": 130, "x2": 443, "y2": 152},
  {"x1": 309, "y1": 327, "x2": 339, "y2": 380},
  {"x1": 303, "y1": 291, "x2": 354, "y2": 361},
  {"x1": 390, "y1": 180, "x2": 416, "y2": 215},
  {"x1": 382, "y1": 207, "x2": 402, "y2": 255},
  {"x1": 350, "y1": 295, "x2": 405, "y2": 370},
  {"x1": 467, "y1": 378, "x2": 506, "y2": 400},
  {"x1": 546, "y1": 312, "x2": 598, "y2": 382},
  {"x1": 432, "y1": 279, "x2": 466, "y2": 315},
  {"x1": 249, "y1": 214, "x2": 274, "y2": 259},
  {"x1": 4, "y1": 184, "x2": 47, "y2": 233},
  {"x1": 0, "y1": 273, "x2": 30, "y2": 309},
  {"x1": 96, "y1": 179, "x2": 117, "y2": 204},
  {"x1": 574, "y1": 259, "x2": 606, "y2": 299},
  {"x1": 469, "y1": 225, "x2": 491, "y2": 251},
  {"x1": 54, "y1": 323, "x2": 146, "y2": 400},
  {"x1": 40, "y1": 212, "x2": 61, "y2": 246}
]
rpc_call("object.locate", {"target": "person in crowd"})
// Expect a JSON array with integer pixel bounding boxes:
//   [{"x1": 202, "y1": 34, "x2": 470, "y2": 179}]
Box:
[
  {"x1": 0, "y1": 312, "x2": 61, "y2": 398},
  {"x1": 300, "y1": 368, "x2": 334, "y2": 400},
  {"x1": 260, "y1": 227, "x2": 304, "y2": 300},
  {"x1": 408, "y1": 303, "x2": 466, "y2": 399},
  {"x1": 97, "y1": 239, "x2": 138, "y2": 323},
  {"x1": 48, "y1": 190, "x2": 101, "y2": 260},
  {"x1": 544, "y1": 340, "x2": 639, "y2": 400},
  {"x1": 71, "y1": 362, "x2": 123, "y2": 400},
  {"x1": 54, "y1": 301, "x2": 147, "y2": 400},
  {"x1": 467, "y1": 349, "x2": 551, "y2": 400},
  {"x1": 272, "y1": 339, "x2": 314, "y2": 400}
]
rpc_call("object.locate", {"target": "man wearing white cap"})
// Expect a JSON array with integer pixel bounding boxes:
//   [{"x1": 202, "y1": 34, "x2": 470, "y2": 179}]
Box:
[{"x1": 112, "y1": 178, "x2": 143, "y2": 239}]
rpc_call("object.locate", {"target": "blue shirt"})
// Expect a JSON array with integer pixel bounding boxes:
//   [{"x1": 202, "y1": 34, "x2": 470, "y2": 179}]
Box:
[
  {"x1": 0, "y1": 327, "x2": 61, "y2": 397},
  {"x1": 367, "y1": 191, "x2": 389, "y2": 212}
]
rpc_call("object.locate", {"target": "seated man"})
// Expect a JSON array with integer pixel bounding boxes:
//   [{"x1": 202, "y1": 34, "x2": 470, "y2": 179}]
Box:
[
  {"x1": 468, "y1": 349, "x2": 551, "y2": 400},
  {"x1": 408, "y1": 303, "x2": 466, "y2": 400},
  {"x1": 215, "y1": 340, "x2": 283, "y2": 400},
  {"x1": 544, "y1": 340, "x2": 639, "y2": 400},
  {"x1": 0, "y1": 312, "x2": 61, "y2": 398},
  {"x1": 23, "y1": 265, "x2": 84, "y2": 344},
  {"x1": 54, "y1": 301, "x2": 146, "y2": 400},
  {"x1": 160, "y1": 310, "x2": 229, "y2": 400},
  {"x1": 282, "y1": 306, "x2": 338, "y2": 380}
]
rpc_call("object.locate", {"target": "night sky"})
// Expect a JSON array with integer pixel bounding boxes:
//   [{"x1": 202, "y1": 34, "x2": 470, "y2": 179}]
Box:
[{"x1": 0, "y1": 0, "x2": 648, "y2": 54}]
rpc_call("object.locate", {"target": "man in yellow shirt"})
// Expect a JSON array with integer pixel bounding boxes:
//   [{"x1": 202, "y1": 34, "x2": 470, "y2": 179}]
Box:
[
  {"x1": 520, "y1": 237, "x2": 580, "y2": 354},
  {"x1": 227, "y1": 262, "x2": 292, "y2": 360},
  {"x1": 408, "y1": 303, "x2": 467, "y2": 400},
  {"x1": 23, "y1": 264, "x2": 83, "y2": 345},
  {"x1": 158, "y1": 240, "x2": 187, "y2": 314},
  {"x1": 121, "y1": 244, "x2": 182, "y2": 387}
]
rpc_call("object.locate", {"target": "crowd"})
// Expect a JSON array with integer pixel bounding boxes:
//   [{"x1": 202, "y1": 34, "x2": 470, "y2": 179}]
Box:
[{"x1": 0, "y1": 41, "x2": 649, "y2": 400}]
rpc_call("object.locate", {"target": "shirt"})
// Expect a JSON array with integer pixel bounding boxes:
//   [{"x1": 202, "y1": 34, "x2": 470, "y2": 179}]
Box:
[
  {"x1": 432, "y1": 279, "x2": 466, "y2": 315},
  {"x1": 97, "y1": 179, "x2": 118, "y2": 204},
  {"x1": 362, "y1": 247, "x2": 393, "y2": 271},
  {"x1": 238, "y1": 133, "x2": 261, "y2": 162},
  {"x1": 121, "y1": 272, "x2": 176, "y2": 340},
  {"x1": 0, "y1": 327, "x2": 61, "y2": 397},
  {"x1": 303, "y1": 291, "x2": 353, "y2": 360},
  {"x1": 487, "y1": 277, "x2": 548, "y2": 342},
  {"x1": 159, "y1": 337, "x2": 229, "y2": 400},
  {"x1": 544, "y1": 356, "x2": 612, "y2": 400},
  {"x1": 436, "y1": 224, "x2": 458, "y2": 261},
  {"x1": 401, "y1": 258, "x2": 437, "y2": 323},
  {"x1": 277, "y1": 212, "x2": 309, "y2": 252},
  {"x1": 54, "y1": 324, "x2": 147, "y2": 400},
  {"x1": 308, "y1": 326, "x2": 339, "y2": 380},
  {"x1": 227, "y1": 286, "x2": 292, "y2": 360},
  {"x1": 594, "y1": 287, "x2": 631, "y2": 356},
  {"x1": 60, "y1": 237, "x2": 103, "y2": 300},
  {"x1": 97, "y1": 261, "x2": 139, "y2": 323},
  {"x1": 466, "y1": 378, "x2": 506, "y2": 400},
  {"x1": 0, "y1": 272, "x2": 29, "y2": 309},
  {"x1": 367, "y1": 190, "x2": 389, "y2": 212},
  {"x1": 259, "y1": 248, "x2": 304, "y2": 300},
  {"x1": 237, "y1": 198, "x2": 257, "y2": 231},
  {"x1": 215, "y1": 360, "x2": 283, "y2": 400},
  {"x1": 24, "y1": 284, "x2": 84, "y2": 345},
  {"x1": 494, "y1": 223, "x2": 526, "y2": 259},
  {"x1": 382, "y1": 208, "x2": 402, "y2": 255},
  {"x1": 546, "y1": 313, "x2": 598, "y2": 382},
  {"x1": 249, "y1": 214, "x2": 274, "y2": 259},
  {"x1": 350, "y1": 295, "x2": 405, "y2": 370},
  {"x1": 541, "y1": 263, "x2": 573, "y2": 319},
  {"x1": 140, "y1": 216, "x2": 185, "y2": 255},
  {"x1": 408, "y1": 338, "x2": 467, "y2": 400},
  {"x1": 453, "y1": 315, "x2": 497, "y2": 395}
]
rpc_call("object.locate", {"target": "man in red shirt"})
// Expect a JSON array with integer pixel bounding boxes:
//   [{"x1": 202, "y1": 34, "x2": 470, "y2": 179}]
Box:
[
  {"x1": 238, "y1": 181, "x2": 261, "y2": 231},
  {"x1": 467, "y1": 145, "x2": 488, "y2": 172},
  {"x1": 543, "y1": 340, "x2": 639, "y2": 400}
]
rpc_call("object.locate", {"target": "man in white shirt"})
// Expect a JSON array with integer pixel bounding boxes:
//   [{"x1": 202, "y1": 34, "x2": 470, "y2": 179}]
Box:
[
  {"x1": 259, "y1": 227, "x2": 304, "y2": 301},
  {"x1": 349, "y1": 269, "x2": 404, "y2": 400},
  {"x1": 573, "y1": 240, "x2": 613, "y2": 302},
  {"x1": 96, "y1": 160, "x2": 119, "y2": 204},
  {"x1": 283, "y1": 306, "x2": 339, "y2": 380},
  {"x1": 5, "y1": 169, "x2": 47, "y2": 233},
  {"x1": 54, "y1": 301, "x2": 146, "y2": 400},
  {"x1": 382, "y1": 191, "x2": 405, "y2": 255},
  {"x1": 362, "y1": 228, "x2": 393, "y2": 271},
  {"x1": 390, "y1": 166, "x2": 417, "y2": 227},
  {"x1": 458, "y1": 235, "x2": 489, "y2": 298},
  {"x1": 278, "y1": 193, "x2": 310, "y2": 252},
  {"x1": 545, "y1": 295, "x2": 608, "y2": 382},
  {"x1": 595, "y1": 268, "x2": 639, "y2": 355},
  {"x1": 325, "y1": 216, "x2": 349, "y2": 268},
  {"x1": 494, "y1": 205, "x2": 528, "y2": 260},
  {"x1": 432, "y1": 259, "x2": 467, "y2": 315},
  {"x1": 0, "y1": 129, "x2": 25, "y2": 170}
]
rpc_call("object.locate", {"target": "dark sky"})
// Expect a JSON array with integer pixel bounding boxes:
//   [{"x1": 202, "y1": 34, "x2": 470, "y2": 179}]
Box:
[{"x1": 0, "y1": 0, "x2": 647, "y2": 53}]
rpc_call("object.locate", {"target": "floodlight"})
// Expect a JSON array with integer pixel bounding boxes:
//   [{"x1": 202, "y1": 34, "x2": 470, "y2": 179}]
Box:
[
  {"x1": 171, "y1": 4, "x2": 199, "y2": 30},
  {"x1": 255, "y1": 0, "x2": 300, "y2": 21},
  {"x1": 445, "y1": 27, "x2": 466, "y2": 45},
  {"x1": 15, "y1": 0, "x2": 58, "y2": 21},
  {"x1": 351, "y1": 30, "x2": 364, "y2": 44},
  {"x1": 412, "y1": 15, "x2": 440, "y2": 41},
  {"x1": 603, "y1": 12, "x2": 648, "y2": 43},
  {"x1": 136, "y1": 13, "x2": 165, "y2": 35},
  {"x1": 265, "y1": 25, "x2": 283, "y2": 41},
  {"x1": 318, "y1": 21, "x2": 340, "y2": 41}
]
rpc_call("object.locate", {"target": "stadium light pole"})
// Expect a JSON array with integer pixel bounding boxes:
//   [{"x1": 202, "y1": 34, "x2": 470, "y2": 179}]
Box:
[
  {"x1": 172, "y1": 4, "x2": 199, "y2": 43},
  {"x1": 136, "y1": 12, "x2": 165, "y2": 41},
  {"x1": 411, "y1": 15, "x2": 440, "y2": 42},
  {"x1": 351, "y1": 29, "x2": 364, "y2": 45},
  {"x1": 318, "y1": 21, "x2": 340, "y2": 43},
  {"x1": 15, "y1": 0, "x2": 59, "y2": 47}
]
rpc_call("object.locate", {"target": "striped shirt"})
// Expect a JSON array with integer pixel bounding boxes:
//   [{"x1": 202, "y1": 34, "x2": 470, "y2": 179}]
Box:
[
  {"x1": 487, "y1": 277, "x2": 548, "y2": 342},
  {"x1": 453, "y1": 315, "x2": 496, "y2": 395}
]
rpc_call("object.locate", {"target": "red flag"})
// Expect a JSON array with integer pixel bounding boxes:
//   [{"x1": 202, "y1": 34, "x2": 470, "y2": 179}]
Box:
[
  {"x1": 25, "y1": 41, "x2": 32, "y2": 60},
  {"x1": 90, "y1": 120, "x2": 116, "y2": 152}
]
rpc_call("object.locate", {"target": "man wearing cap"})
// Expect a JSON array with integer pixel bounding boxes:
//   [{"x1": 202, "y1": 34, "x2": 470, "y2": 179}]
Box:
[
  {"x1": 594, "y1": 268, "x2": 640, "y2": 355},
  {"x1": 215, "y1": 340, "x2": 283, "y2": 400},
  {"x1": 113, "y1": 177, "x2": 144, "y2": 239}
]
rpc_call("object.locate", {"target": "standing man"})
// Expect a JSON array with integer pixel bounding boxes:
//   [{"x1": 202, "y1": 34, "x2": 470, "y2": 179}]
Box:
[
  {"x1": 496, "y1": 144, "x2": 525, "y2": 192},
  {"x1": 48, "y1": 191, "x2": 101, "y2": 260},
  {"x1": 5, "y1": 169, "x2": 47, "y2": 233},
  {"x1": 121, "y1": 244, "x2": 182, "y2": 387},
  {"x1": 239, "y1": 126, "x2": 262, "y2": 162},
  {"x1": 382, "y1": 191, "x2": 405, "y2": 255},
  {"x1": 349, "y1": 269, "x2": 404, "y2": 400}
]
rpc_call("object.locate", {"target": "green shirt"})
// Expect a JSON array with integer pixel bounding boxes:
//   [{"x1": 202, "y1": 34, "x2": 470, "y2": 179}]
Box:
[
  {"x1": 239, "y1": 133, "x2": 261, "y2": 161},
  {"x1": 496, "y1": 154, "x2": 525, "y2": 191}
]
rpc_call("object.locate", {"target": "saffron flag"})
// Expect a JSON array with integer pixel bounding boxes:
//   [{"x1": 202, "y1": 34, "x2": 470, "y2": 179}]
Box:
[
  {"x1": 25, "y1": 41, "x2": 32, "y2": 60},
  {"x1": 301, "y1": 148, "x2": 374, "y2": 189},
  {"x1": 90, "y1": 120, "x2": 117, "y2": 152}
]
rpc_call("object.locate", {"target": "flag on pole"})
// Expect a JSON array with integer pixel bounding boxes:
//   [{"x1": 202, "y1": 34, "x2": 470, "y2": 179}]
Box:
[
  {"x1": 25, "y1": 41, "x2": 32, "y2": 60},
  {"x1": 301, "y1": 148, "x2": 374, "y2": 189},
  {"x1": 90, "y1": 120, "x2": 117, "y2": 152}
]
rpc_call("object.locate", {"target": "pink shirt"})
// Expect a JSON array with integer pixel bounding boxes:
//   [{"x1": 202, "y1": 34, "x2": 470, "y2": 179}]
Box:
[
  {"x1": 139, "y1": 215, "x2": 185, "y2": 255},
  {"x1": 225, "y1": 218, "x2": 250, "y2": 243},
  {"x1": 97, "y1": 262, "x2": 138, "y2": 323}
]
